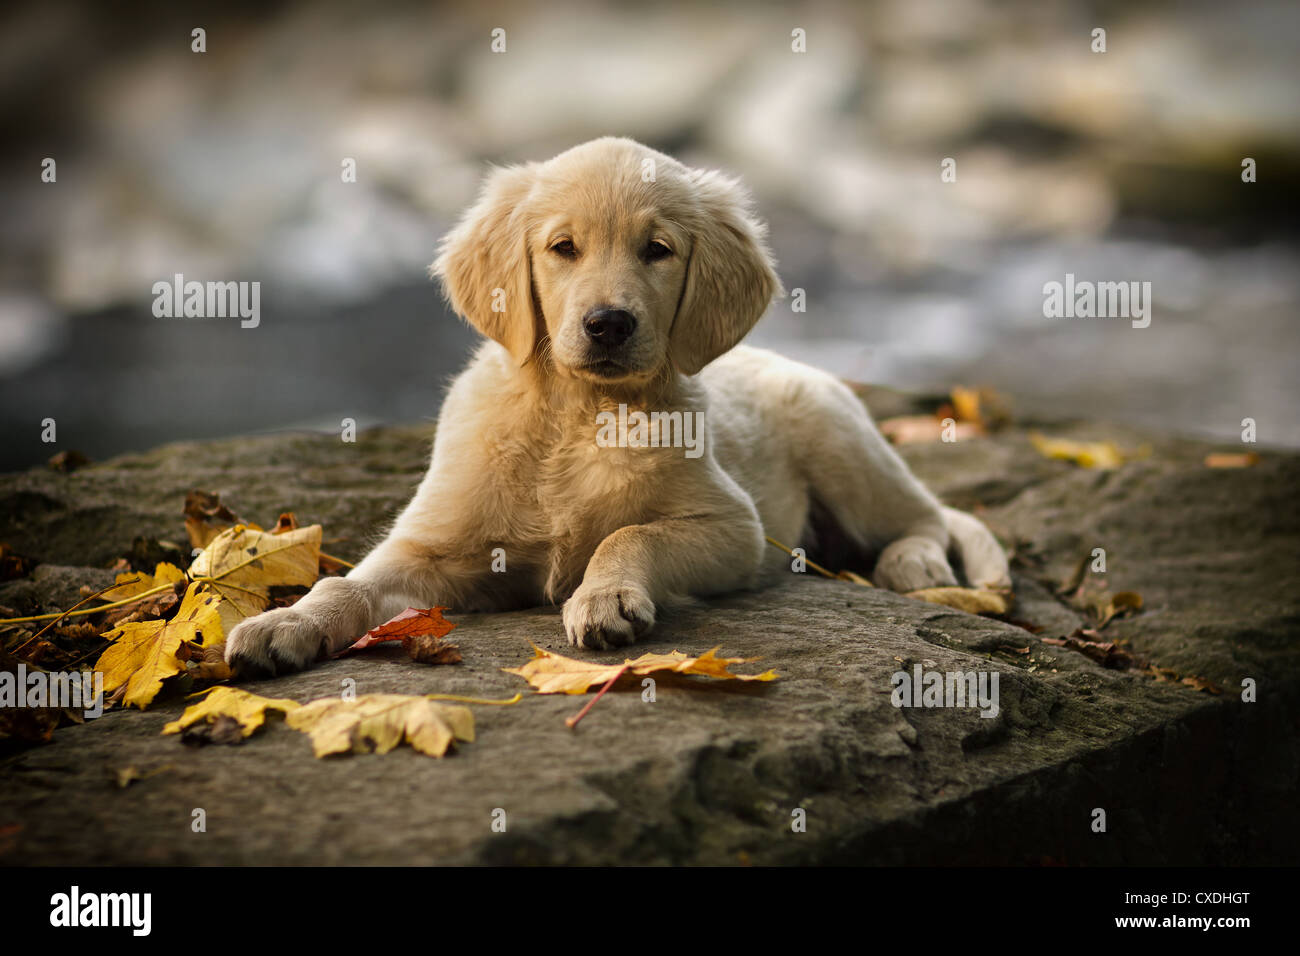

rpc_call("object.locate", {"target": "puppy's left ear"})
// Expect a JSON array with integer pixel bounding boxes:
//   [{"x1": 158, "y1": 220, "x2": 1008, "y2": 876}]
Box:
[{"x1": 670, "y1": 170, "x2": 783, "y2": 376}]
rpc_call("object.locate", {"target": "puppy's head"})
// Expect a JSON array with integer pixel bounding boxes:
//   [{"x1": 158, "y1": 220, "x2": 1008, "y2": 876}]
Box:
[{"x1": 433, "y1": 137, "x2": 781, "y2": 382}]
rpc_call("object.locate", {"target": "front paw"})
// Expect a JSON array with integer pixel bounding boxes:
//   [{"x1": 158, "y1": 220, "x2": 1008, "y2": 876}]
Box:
[
  {"x1": 563, "y1": 580, "x2": 656, "y2": 650},
  {"x1": 225, "y1": 607, "x2": 328, "y2": 676},
  {"x1": 874, "y1": 536, "x2": 958, "y2": 592}
]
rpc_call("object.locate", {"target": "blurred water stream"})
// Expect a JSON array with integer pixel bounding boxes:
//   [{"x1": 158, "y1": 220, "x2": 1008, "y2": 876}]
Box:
[{"x1": 2, "y1": 0, "x2": 1296, "y2": 469}]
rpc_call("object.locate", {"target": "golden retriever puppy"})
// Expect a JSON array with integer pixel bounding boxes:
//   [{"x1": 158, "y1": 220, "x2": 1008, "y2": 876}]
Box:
[{"x1": 226, "y1": 137, "x2": 1010, "y2": 674}]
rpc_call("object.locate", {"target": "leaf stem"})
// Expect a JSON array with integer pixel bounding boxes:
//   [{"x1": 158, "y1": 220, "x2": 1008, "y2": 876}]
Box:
[
  {"x1": 764, "y1": 535, "x2": 838, "y2": 580},
  {"x1": 424, "y1": 692, "x2": 523, "y2": 706},
  {"x1": 0, "y1": 582, "x2": 174, "y2": 626},
  {"x1": 565, "y1": 665, "x2": 629, "y2": 729}
]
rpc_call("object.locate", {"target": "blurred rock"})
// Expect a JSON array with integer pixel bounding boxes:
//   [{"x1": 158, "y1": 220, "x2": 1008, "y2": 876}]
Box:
[{"x1": 0, "y1": 405, "x2": 1296, "y2": 864}]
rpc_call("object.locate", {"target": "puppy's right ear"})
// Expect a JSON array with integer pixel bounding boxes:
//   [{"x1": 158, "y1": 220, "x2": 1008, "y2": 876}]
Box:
[{"x1": 431, "y1": 164, "x2": 539, "y2": 364}]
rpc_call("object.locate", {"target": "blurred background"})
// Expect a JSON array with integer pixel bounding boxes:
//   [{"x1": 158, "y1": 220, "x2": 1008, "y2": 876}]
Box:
[{"x1": 1, "y1": 0, "x2": 1297, "y2": 471}]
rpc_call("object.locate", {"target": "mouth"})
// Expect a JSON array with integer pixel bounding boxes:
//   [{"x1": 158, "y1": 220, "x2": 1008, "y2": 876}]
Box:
[{"x1": 577, "y1": 359, "x2": 630, "y2": 379}]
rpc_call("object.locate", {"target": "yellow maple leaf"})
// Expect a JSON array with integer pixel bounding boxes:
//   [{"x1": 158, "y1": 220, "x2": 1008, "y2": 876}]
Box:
[
  {"x1": 625, "y1": 648, "x2": 778, "y2": 681},
  {"x1": 285, "y1": 694, "x2": 474, "y2": 758},
  {"x1": 905, "y1": 586, "x2": 1011, "y2": 616},
  {"x1": 1028, "y1": 433, "x2": 1149, "y2": 470},
  {"x1": 96, "y1": 581, "x2": 225, "y2": 709},
  {"x1": 504, "y1": 644, "x2": 778, "y2": 695},
  {"x1": 99, "y1": 561, "x2": 186, "y2": 602},
  {"x1": 1096, "y1": 590, "x2": 1143, "y2": 629},
  {"x1": 188, "y1": 524, "x2": 321, "y2": 634},
  {"x1": 161, "y1": 686, "x2": 301, "y2": 738},
  {"x1": 950, "y1": 385, "x2": 982, "y2": 424}
]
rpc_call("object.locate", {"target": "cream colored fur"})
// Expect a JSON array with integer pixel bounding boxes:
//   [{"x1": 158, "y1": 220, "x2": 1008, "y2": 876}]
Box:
[{"x1": 226, "y1": 137, "x2": 1010, "y2": 674}]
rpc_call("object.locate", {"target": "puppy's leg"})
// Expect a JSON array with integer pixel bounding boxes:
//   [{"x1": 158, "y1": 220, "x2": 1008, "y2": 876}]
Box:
[
  {"x1": 941, "y1": 505, "x2": 1011, "y2": 590},
  {"x1": 563, "y1": 493, "x2": 764, "y2": 650},
  {"x1": 793, "y1": 375, "x2": 960, "y2": 592},
  {"x1": 224, "y1": 536, "x2": 472, "y2": 675}
]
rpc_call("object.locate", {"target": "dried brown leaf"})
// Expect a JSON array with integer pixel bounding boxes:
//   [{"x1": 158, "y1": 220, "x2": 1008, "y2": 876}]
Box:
[{"x1": 405, "y1": 633, "x2": 462, "y2": 665}]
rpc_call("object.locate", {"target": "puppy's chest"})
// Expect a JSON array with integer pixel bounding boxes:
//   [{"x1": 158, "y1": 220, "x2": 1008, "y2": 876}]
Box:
[
  {"x1": 489, "y1": 417, "x2": 666, "y2": 571},
  {"x1": 534, "y1": 433, "x2": 669, "y2": 536},
  {"x1": 534, "y1": 442, "x2": 664, "y2": 593},
  {"x1": 473, "y1": 398, "x2": 696, "y2": 593}
]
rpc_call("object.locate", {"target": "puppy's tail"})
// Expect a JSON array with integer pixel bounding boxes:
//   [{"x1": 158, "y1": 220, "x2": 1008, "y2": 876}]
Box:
[{"x1": 942, "y1": 506, "x2": 1011, "y2": 590}]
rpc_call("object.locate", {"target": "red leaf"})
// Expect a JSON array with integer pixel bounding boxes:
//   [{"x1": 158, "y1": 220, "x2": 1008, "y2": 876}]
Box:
[{"x1": 338, "y1": 607, "x2": 456, "y2": 655}]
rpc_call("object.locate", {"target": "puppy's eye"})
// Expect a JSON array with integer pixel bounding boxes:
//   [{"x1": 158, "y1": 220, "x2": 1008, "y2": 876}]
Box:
[
  {"x1": 644, "y1": 239, "x2": 673, "y2": 262},
  {"x1": 549, "y1": 238, "x2": 577, "y2": 258}
]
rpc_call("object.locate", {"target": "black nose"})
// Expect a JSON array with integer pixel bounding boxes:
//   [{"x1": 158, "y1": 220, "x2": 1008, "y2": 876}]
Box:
[{"x1": 583, "y1": 307, "x2": 637, "y2": 347}]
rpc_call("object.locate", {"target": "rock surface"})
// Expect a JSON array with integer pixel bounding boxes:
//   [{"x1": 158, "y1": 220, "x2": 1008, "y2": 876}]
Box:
[{"x1": 0, "y1": 397, "x2": 1296, "y2": 865}]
